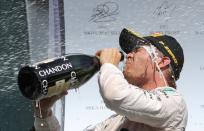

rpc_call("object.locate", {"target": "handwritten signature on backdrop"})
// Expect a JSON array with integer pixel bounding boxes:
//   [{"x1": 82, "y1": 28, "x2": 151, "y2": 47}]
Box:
[
  {"x1": 89, "y1": 1, "x2": 119, "y2": 23},
  {"x1": 153, "y1": 0, "x2": 176, "y2": 17}
]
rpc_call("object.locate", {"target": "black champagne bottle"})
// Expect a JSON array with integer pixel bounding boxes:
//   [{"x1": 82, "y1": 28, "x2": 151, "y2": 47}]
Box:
[{"x1": 17, "y1": 53, "x2": 124, "y2": 100}]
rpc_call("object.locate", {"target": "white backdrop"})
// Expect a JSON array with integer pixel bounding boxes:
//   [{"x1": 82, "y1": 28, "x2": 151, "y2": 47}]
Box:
[{"x1": 63, "y1": 0, "x2": 204, "y2": 130}]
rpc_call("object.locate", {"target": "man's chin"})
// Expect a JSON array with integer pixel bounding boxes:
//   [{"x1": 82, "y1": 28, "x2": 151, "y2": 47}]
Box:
[
  {"x1": 123, "y1": 70, "x2": 128, "y2": 79},
  {"x1": 123, "y1": 73, "x2": 134, "y2": 84},
  {"x1": 123, "y1": 73, "x2": 142, "y2": 87}
]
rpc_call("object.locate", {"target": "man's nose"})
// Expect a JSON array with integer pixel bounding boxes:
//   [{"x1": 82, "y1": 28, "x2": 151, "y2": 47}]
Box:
[{"x1": 126, "y1": 52, "x2": 134, "y2": 58}]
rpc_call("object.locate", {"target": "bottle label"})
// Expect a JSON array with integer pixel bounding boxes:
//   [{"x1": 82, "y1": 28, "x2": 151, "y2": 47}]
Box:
[
  {"x1": 39, "y1": 62, "x2": 73, "y2": 96},
  {"x1": 34, "y1": 56, "x2": 75, "y2": 96}
]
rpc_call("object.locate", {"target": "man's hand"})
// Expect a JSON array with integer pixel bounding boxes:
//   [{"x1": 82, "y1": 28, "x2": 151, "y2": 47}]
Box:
[
  {"x1": 96, "y1": 48, "x2": 122, "y2": 66},
  {"x1": 34, "y1": 90, "x2": 68, "y2": 118}
]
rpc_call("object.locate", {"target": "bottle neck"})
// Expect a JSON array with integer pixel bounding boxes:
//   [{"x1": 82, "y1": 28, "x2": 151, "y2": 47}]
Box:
[
  {"x1": 94, "y1": 56, "x2": 101, "y2": 70},
  {"x1": 94, "y1": 51, "x2": 124, "y2": 69}
]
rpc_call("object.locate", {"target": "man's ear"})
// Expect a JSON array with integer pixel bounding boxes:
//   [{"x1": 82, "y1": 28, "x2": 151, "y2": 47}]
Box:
[{"x1": 158, "y1": 57, "x2": 171, "y2": 69}]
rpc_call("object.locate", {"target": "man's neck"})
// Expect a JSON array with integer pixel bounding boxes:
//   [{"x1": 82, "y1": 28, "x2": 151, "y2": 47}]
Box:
[{"x1": 141, "y1": 78, "x2": 168, "y2": 91}]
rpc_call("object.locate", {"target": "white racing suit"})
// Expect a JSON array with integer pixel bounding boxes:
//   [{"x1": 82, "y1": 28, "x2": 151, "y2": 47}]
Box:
[{"x1": 35, "y1": 63, "x2": 188, "y2": 131}]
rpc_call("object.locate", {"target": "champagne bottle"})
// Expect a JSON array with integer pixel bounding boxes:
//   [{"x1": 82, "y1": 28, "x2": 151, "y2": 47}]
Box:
[{"x1": 17, "y1": 53, "x2": 124, "y2": 100}]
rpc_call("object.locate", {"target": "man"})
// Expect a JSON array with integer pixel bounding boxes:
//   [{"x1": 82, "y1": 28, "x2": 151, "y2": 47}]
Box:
[{"x1": 33, "y1": 28, "x2": 188, "y2": 131}]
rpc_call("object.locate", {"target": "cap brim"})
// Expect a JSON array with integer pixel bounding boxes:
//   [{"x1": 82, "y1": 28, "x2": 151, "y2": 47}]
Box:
[{"x1": 119, "y1": 28, "x2": 149, "y2": 53}]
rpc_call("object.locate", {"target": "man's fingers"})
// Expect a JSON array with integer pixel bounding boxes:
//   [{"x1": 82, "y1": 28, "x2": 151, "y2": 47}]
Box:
[
  {"x1": 96, "y1": 48, "x2": 121, "y2": 65},
  {"x1": 58, "y1": 90, "x2": 68, "y2": 98},
  {"x1": 95, "y1": 50, "x2": 102, "y2": 57}
]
